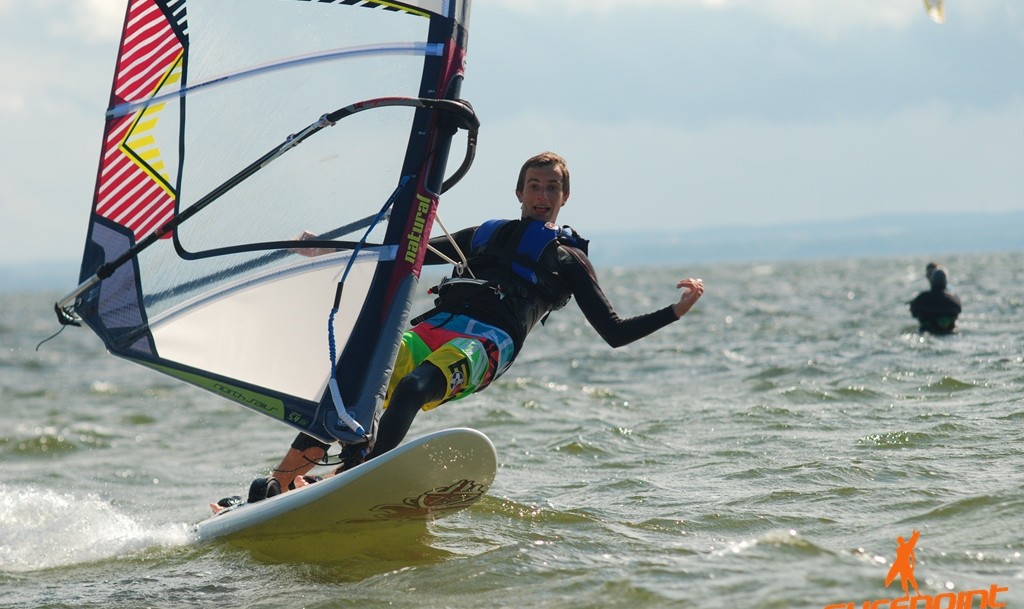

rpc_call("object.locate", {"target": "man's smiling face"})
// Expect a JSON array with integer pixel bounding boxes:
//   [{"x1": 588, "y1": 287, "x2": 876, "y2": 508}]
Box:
[{"x1": 517, "y1": 165, "x2": 568, "y2": 224}]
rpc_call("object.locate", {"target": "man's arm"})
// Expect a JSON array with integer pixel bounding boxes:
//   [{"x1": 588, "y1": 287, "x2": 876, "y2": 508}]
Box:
[
  {"x1": 909, "y1": 293, "x2": 924, "y2": 318},
  {"x1": 290, "y1": 228, "x2": 477, "y2": 264},
  {"x1": 562, "y1": 247, "x2": 703, "y2": 348}
]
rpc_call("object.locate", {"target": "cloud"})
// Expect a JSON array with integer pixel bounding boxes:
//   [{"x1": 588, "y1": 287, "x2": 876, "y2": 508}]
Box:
[
  {"x1": 51, "y1": 0, "x2": 125, "y2": 42},
  {"x1": 490, "y1": 0, "x2": 1010, "y2": 36},
  {"x1": 0, "y1": 2, "x2": 117, "y2": 266},
  {"x1": 1, "y1": 0, "x2": 123, "y2": 43},
  {"x1": 442, "y1": 96, "x2": 1024, "y2": 233}
]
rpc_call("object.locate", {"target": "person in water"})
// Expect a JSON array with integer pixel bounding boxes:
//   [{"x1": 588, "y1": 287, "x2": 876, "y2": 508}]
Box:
[
  {"x1": 909, "y1": 262, "x2": 961, "y2": 334},
  {"x1": 240, "y1": 152, "x2": 705, "y2": 505}
]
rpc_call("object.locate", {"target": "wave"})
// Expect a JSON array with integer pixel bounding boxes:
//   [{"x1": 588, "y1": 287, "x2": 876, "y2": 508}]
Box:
[{"x1": 0, "y1": 483, "x2": 192, "y2": 572}]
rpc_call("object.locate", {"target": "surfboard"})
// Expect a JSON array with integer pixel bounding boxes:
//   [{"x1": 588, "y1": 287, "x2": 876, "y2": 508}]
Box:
[{"x1": 193, "y1": 428, "x2": 496, "y2": 548}]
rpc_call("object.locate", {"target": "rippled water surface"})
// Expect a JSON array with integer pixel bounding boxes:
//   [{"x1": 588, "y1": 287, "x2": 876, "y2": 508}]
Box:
[{"x1": 2, "y1": 251, "x2": 1022, "y2": 608}]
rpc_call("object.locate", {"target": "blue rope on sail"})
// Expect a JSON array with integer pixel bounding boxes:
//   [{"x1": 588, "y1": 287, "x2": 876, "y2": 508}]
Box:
[{"x1": 327, "y1": 175, "x2": 412, "y2": 437}]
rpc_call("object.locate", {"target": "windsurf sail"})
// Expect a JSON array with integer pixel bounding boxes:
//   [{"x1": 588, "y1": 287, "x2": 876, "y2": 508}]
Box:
[
  {"x1": 55, "y1": 0, "x2": 477, "y2": 446},
  {"x1": 923, "y1": 0, "x2": 945, "y2": 24}
]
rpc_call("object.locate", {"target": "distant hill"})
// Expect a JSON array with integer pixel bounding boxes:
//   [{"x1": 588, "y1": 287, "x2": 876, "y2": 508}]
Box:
[
  {"x1": 3, "y1": 212, "x2": 1021, "y2": 292},
  {"x1": 0, "y1": 260, "x2": 78, "y2": 293}
]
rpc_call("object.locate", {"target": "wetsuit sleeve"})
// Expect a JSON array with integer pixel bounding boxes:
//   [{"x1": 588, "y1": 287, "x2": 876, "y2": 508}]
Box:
[
  {"x1": 561, "y1": 246, "x2": 678, "y2": 348},
  {"x1": 423, "y1": 227, "x2": 477, "y2": 266}
]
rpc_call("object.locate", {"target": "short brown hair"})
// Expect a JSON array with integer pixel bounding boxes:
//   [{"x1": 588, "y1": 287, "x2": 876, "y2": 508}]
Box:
[{"x1": 516, "y1": 152, "x2": 570, "y2": 196}]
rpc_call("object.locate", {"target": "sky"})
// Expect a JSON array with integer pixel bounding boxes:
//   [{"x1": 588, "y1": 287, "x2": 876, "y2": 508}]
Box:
[{"x1": 1, "y1": 0, "x2": 1022, "y2": 267}]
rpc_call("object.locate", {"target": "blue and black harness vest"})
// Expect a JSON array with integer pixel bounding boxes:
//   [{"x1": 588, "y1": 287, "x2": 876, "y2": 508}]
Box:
[
  {"x1": 428, "y1": 219, "x2": 589, "y2": 335},
  {"x1": 464, "y1": 219, "x2": 588, "y2": 308}
]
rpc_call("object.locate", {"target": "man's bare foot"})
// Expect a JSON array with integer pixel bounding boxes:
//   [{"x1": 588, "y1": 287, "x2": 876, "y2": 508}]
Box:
[{"x1": 210, "y1": 495, "x2": 243, "y2": 515}]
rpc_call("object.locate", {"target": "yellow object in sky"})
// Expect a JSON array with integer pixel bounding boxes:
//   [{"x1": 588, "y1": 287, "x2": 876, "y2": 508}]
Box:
[{"x1": 924, "y1": 0, "x2": 945, "y2": 24}]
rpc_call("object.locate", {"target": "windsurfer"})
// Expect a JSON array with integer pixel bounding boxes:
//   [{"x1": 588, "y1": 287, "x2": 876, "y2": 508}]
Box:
[{"x1": 246, "y1": 151, "x2": 704, "y2": 503}]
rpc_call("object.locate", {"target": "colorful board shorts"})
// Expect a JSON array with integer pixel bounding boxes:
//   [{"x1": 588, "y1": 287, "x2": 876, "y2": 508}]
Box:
[{"x1": 385, "y1": 313, "x2": 515, "y2": 411}]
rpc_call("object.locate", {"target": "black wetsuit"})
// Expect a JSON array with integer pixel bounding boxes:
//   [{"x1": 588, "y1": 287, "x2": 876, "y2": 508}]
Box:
[
  {"x1": 289, "y1": 219, "x2": 680, "y2": 457},
  {"x1": 423, "y1": 219, "x2": 678, "y2": 356},
  {"x1": 909, "y1": 289, "x2": 961, "y2": 334}
]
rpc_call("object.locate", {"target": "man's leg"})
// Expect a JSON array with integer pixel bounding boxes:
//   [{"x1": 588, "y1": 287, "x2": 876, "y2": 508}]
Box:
[
  {"x1": 271, "y1": 433, "x2": 330, "y2": 489},
  {"x1": 367, "y1": 362, "x2": 447, "y2": 459},
  {"x1": 214, "y1": 433, "x2": 330, "y2": 510}
]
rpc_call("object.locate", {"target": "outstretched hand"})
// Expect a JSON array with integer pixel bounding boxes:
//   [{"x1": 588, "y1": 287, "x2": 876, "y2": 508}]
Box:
[{"x1": 671, "y1": 278, "x2": 704, "y2": 319}]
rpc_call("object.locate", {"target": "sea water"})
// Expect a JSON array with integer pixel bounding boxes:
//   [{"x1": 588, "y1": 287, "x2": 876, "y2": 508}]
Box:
[{"x1": 1, "y1": 251, "x2": 1021, "y2": 609}]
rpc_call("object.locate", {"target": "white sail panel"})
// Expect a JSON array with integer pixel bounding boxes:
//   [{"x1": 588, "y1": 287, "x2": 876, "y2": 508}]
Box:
[{"x1": 148, "y1": 249, "x2": 391, "y2": 401}]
